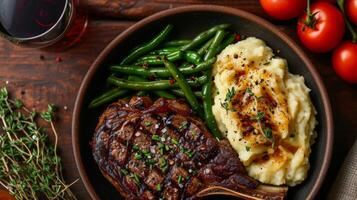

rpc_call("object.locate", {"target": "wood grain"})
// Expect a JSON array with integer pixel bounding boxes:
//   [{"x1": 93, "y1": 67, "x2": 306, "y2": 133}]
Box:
[
  {"x1": 0, "y1": 1, "x2": 356, "y2": 200},
  {"x1": 80, "y1": 0, "x2": 265, "y2": 19}
]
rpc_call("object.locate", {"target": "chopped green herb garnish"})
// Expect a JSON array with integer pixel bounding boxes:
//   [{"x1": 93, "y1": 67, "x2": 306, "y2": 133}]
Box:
[
  {"x1": 147, "y1": 159, "x2": 156, "y2": 165},
  {"x1": 171, "y1": 138, "x2": 179, "y2": 145},
  {"x1": 152, "y1": 134, "x2": 161, "y2": 141},
  {"x1": 156, "y1": 183, "x2": 162, "y2": 191},
  {"x1": 159, "y1": 157, "x2": 168, "y2": 172},
  {"x1": 120, "y1": 168, "x2": 129, "y2": 176},
  {"x1": 130, "y1": 173, "x2": 140, "y2": 185},
  {"x1": 158, "y1": 143, "x2": 165, "y2": 154},
  {"x1": 263, "y1": 61, "x2": 270, "y2": 65},
  {"x1": 132, "y1": 144, "x2": 140, "y2": 151},
  {"x1": 185, "y1": 150, "x2": 194, "y2": 158},
  {"x1": 191, "y1": 130, "x2": 197, "y2": 137},
  {"x1": 134, "y1": 153, "x2": 142, "y2": 160},
  {"x1": 178, "y1": 175, "x2": 183, "y2": 184},
  {"x1": 246, "y1": 146, "x2": 251, "y2": 151},
  {"x1": 165, "y1": 144, "x2": 170, "y2": 151},
  {"x1": 142, "y1": 149, "x2": 150, "y2": 157},
  {"x1": 178, "y1": 121, "x2": 188, "y2": 131},
  {"x1": 144, "y1": 121, "x2": 153, "y2": 127},
  {"x1": 159, "y1": 158, "x2": 167, "y2": 167}
]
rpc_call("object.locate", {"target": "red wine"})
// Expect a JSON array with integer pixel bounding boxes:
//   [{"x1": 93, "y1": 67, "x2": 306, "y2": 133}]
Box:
[{"x1": 0, "y1": 0, "x2": 66, "y2": 38}]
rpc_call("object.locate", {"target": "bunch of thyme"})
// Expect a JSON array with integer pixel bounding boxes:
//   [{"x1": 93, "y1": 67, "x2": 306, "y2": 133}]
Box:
[{"x1": 0, "y1": 87, "x2": 77, "y2": 200}]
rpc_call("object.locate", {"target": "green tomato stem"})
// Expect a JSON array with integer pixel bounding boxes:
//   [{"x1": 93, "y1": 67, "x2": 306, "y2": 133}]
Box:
[
  {"x1": 337, "y1": 0, "x2": 357, "y2": 43},
  {"x1": 305, "y1": 0, "x2": 315, "y2": 28}
]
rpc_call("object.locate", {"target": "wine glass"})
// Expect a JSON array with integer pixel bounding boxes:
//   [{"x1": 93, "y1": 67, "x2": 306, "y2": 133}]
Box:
[{"x1": 0, "y1": 0, "x2": 88, "y2": 49}]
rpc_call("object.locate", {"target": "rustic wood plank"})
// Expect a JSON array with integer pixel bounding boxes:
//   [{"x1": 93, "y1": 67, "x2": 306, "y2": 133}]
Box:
[
  {"x1": 80, "y1": 0, "x2": 265, "y2": 19},
  {"x1": 0, "y1": 2, "x2": 356, "y2": 199},
  {"x1": 0, "y1": 19, "x2": 134, "y2": 200}
]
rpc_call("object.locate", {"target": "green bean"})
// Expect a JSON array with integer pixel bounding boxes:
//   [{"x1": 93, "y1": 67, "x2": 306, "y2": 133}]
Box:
[
  {"x1": 107, "y1": 75, "x2": 208, "y2": 90},
  {"x1": 184, "y1": 51, "x2": 202, "y2": 64},
  {"x1": 171, "y1": 90, "x2": 203, "y2": 98},
  {"x1": 178, "y1": 38, "x2": 214, "y2": 69},
  {"x1": 163, "y1": 40, "x2": 191, "y2": 47},
  {"x1": 163, "y1": 58, "x2": 203, "y2": 117},
  {"x1": 127, "y1": 76, "x2": 176, "y2": 99},
  {"x1": 120, "y1": 24, "x2": 173, "y2": 65},
  {"x1": 180, "y1": 24, "x2": 230, "y2": 51},
  {"x1": 127, "y1": 75, "x2": 141, "y2": 81},
  {"x1": 197, "y1": 37, "x2": 214, "y2": 56},
  {"x1": 149, "y1": 47, "x2": 180, "y2": 55},
  {"x1": 135, "y1": 51, "x2": 183, "y2": 65},
  {"x1": 216, "y1": 33, "x2": 236, "y2": 54},
  {"x1": 202, "y1": 84, "x2": 221, "y2": 139},
  {"x1": 204, "y1": 30, "x2": 226, "y2": 61},
  {"x1": 111, "y1": 57, "x2": 216, "y2": 78},
  {"x1": 89, "y1": 88, "x2": 129, "y2": 108},
  {"x1": 202, "y1": 30, "x2": 226, "y2": 139}
]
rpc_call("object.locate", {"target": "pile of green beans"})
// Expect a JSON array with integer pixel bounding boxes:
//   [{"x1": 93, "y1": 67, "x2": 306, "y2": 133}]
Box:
[{"x1": 90, "y1": 24, "x2": 238, "y2": 139}]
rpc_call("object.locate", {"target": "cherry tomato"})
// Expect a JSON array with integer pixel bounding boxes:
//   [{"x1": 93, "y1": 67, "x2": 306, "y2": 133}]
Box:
[
  {"x1": 346, "y1": 0, "x2": 357, "y2": 25},
  {"x1": 332, "y1": 41, "x2": 357, "y2": 83},
  {"x1": 0, "y1": 190, "x2": 15, "y2": 200},
  {"x1": 260, "y1": 0, "x2": 307, "y2": 20},
  {"x1": 297, "y1": 2, "x2": 345, "y2": 53},
  {"x1": 316, "y1": 0, "x2": 336, "y2": 3}
]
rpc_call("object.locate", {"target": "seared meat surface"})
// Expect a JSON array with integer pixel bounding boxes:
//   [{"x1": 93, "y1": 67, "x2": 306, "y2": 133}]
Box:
[{"x1": 92, "y1": 97, "x2": 263, "y2": 200}]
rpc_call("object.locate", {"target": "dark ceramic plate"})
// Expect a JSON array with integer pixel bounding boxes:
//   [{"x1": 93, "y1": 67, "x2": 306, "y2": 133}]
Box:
[{"x1": 72, "y1": 5, "x2": 333, "y2": 200}]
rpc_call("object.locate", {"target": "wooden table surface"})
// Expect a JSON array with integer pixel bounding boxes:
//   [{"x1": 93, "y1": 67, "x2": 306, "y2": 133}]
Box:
[{"x1": 0, "y1": 1, "x2": 356, "y2": 199}]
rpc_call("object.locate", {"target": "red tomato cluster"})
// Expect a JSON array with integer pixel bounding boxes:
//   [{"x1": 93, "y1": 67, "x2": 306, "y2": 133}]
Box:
[{"x1": 260, "y1": 0, "x2": 357, "y2": 83}]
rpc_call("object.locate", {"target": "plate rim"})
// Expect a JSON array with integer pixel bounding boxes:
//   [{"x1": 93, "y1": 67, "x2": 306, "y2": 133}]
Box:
[{"x1": 72, "y1": 5, "x2": 334, "y2": 200}]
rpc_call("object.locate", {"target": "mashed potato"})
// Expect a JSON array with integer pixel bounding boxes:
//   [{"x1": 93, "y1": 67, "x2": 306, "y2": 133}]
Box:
[{"x1": 212, "y1": 37, "x2": 317, "y2": 186}]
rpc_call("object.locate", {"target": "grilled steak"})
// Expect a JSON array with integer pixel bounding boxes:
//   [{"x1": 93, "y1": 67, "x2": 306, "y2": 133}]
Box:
[{"x1": 92, "y1": 97, "x2": 286, "y2": 200}]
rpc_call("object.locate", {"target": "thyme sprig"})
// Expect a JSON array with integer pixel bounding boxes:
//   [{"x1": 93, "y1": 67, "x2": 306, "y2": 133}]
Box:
[
  {"x1": 245, "y1": 87, "x2": 275, "y2": 146},
  {"x1": 0, "y1": 87, "x2": 77, "y2": 200},
  {"x1": 220, "y1": 87, "x2": 236, "y2": 113}
]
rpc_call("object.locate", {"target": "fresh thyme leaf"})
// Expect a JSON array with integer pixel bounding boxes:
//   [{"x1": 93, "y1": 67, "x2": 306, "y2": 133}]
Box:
[
  {"x1": 156, "y1": 183, "x2": 162, "y2": 191},
  {"x1": 220, "y1": 87, "x2": 236, "y2": 114},
  {"x1": 246, "y1": 88, "x2": 254, "y2": 96},
  {"x1": 0, "y1": 87, "x2": 77, "y2": 200},
  {"x1": 220, "y1": 102, "x2": 229, "y2": 112},
  {"x1": 225, "y1": 87, "x2": 236, "y2": 102},
  {"x1": 256, "y1": 112, "x2": 265, "y2": 121},
  {"x1": 40, "y1": 104, "x2": 57, "y2": 122},
  {"x1": 14, "y1": 99, "x2": 23, "y2": 109},
  {"x1": 263, "y1": 127, "x2": 273, "y2": 139}
]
